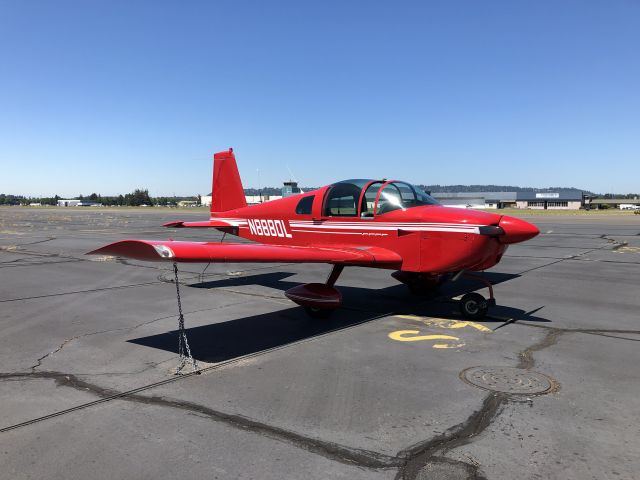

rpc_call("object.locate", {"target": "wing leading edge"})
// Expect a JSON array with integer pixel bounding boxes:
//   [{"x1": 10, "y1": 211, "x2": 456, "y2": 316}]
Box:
[{"x1": 87, "y1": 240, "x2": 402, "y2": 266}]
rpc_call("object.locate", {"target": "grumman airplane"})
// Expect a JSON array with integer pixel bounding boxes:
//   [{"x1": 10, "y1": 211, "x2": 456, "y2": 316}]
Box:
[{"x1": 89, "y1": 149, "x2": 539, "y2": 319}]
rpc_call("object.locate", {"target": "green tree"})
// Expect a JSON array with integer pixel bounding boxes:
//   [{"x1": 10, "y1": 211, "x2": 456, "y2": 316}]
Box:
[{"x1": 125, "y1": 188, "x2": 153, "y2": 206}]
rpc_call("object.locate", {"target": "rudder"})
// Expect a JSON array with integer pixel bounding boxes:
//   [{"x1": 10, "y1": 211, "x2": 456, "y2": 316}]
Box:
[{"x1": 211, "y1": 148, "x2": 247, "y2": 213}]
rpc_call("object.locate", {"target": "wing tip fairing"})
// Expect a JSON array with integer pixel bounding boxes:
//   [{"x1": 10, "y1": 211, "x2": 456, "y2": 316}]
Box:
[{"x1": 87, "y1": 240, "x2": 173, "y2": 262}]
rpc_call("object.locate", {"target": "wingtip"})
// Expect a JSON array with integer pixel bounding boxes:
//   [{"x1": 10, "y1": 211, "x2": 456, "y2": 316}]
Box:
[{"x1": 85, "y1": 240, "x2": 166, "y2": 261}]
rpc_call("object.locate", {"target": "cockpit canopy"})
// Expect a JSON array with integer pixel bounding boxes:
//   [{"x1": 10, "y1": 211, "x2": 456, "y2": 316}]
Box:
[{"x1": 323, "y1": 179, "x2": 440, "y2": 217}]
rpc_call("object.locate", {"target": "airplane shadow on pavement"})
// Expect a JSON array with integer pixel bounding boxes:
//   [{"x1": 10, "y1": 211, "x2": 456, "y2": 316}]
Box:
[{"x1": 128, "y1": 270, "x2": 550, "y2": 363}]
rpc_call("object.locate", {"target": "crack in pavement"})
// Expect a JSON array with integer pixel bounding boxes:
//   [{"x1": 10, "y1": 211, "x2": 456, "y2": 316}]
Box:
[
  {"x1": 396, "y1": 324, "x2": 640, "y2": 478},
  {"x1": 392, "y1": 328, "x2": 565, "y2": 479},
  {"x1": 514, "y1": 234, "x2": 626, "y2": 276},
  {"x1": 517, "y1": 323, "x2": 640, "y2": 343},
  {"x1": 0, "y1": 371, "x2": 400, "y2": 469},
  {"x1": 517, "y1": 328, "x2": 564, "y2": 371},
  {"x1": 394, "y1": 393, "x2": 503, "y2": 480},
  {"x1": 0, "y1": 280, "x2": 164, "y2": 303},
  {"x1": 0, "y1": 259, "x2": 83, "y2": 269},
  {"x1": 0, "y1": 324, "x2": 568, "y2": 479},
  {"x1": 30, "y1": 337, "x2": 81, "y2": 371},
  {"x1": 24, "y1": 302, "x2": 249, "y2": 375}
]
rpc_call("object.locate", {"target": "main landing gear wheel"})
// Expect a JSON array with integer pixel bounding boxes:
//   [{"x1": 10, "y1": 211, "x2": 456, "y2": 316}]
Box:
[
  {"x1": 459, "y1": 292, "x2": 489, "y2": 319},
  {"x1": 285, "y1": 265, "x2": 345, "y2": 320},
  {"x1": 304, "y1": 307, "x2": 336, "y2": 319}
]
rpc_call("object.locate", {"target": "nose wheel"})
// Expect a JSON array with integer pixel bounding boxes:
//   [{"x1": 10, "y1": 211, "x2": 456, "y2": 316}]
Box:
[
  {"x1": 459, "y1": 292, "x2": 489, "y2": 319},
  {"x1": 457, "y1": 273, "x2": 497, "y2": 319}
]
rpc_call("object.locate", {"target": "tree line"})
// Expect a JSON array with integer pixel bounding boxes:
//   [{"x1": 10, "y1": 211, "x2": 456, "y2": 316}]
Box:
[
  {"x1": 2, "y1": 186, "x2": 638, "y2": 206},
  {"x1": 0, "y1": 189, "x2": 199, "y2": 206}
]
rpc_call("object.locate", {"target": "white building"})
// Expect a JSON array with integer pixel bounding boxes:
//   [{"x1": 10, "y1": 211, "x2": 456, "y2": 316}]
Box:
[
  {"x1": 514, "y1": 192, "x2": 583, "y2": 210},
  {"x1": 57, "y1": 199, "x2": 102, "y2": 207},
  {"x1": 431, "y1": 192, "x2": 518, "y2": 209}
]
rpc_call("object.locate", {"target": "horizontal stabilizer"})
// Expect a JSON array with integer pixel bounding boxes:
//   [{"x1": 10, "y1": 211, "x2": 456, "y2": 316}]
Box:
[
  {"x1": 163, "y1": 220, "x2": 238, "y2": 228},
  {"x1": 87, "y1": 240, "x2": 402, "y2": 266}
]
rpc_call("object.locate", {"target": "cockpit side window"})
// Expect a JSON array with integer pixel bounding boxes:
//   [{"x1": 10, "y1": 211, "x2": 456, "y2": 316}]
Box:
[
  {"x1": 323, "y1": 183, "x2": 361, "y2": 216},
  {"x1": 295, "y1": 195, "x2": 314, "y2": 215},
  {"x1": 375, "y1": 181, "x2": 440, "y2": 215}
]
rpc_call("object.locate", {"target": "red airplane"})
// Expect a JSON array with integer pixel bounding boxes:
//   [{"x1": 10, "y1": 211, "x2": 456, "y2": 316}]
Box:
[{"x1": 89, "y1": 148, "x2": 539, "y2": 319}]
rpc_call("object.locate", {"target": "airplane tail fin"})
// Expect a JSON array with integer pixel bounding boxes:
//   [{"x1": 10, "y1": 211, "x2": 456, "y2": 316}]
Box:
[{"x1": 211, "y1": 148, "x2": 247, "y2": 213}]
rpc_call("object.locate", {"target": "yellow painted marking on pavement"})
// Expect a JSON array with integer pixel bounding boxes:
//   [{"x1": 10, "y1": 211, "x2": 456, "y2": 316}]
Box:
[
  {"x1": 388, "y1": 315, "x2": 492, "y2": 349},
  {"x1": 388, "y1": 330, "x2": 465, "y2": 349},
  {"x1": 388, "y1": 330, "x2": 459, "y2": 342},
  {"x1": 394, "y1": 315, "x2": 492, "y2": 332}
]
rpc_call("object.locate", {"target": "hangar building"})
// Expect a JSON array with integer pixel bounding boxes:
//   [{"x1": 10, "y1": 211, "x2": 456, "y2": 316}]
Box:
[
  {"x1": 430, "y1": 192, "x2": 517, "y2": 209},
  {"x1": 515, "y1": 192, "x2": 584, "y2": 210},
  {"x1": 431, "y1": 191, "x2": 585, "y2": 210}
]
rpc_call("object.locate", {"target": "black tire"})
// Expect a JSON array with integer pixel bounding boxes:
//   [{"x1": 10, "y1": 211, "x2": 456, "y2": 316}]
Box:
[
  {"x1": 304, "y1": 307, "x2": 335, "y2": 319},
  {"x1": 459, "y1": 292, "x2": 489, "y2": 319}
]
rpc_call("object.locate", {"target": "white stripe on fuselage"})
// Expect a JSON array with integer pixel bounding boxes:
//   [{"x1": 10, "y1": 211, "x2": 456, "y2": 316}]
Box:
[{"x1": 211, "y1": 218, "x2": 482, "y2": 235}]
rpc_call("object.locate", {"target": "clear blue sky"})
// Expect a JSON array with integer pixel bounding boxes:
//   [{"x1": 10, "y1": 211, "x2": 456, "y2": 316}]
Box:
[{"x1": 1, "y1": 1, "x2": 638, "y2": 197}]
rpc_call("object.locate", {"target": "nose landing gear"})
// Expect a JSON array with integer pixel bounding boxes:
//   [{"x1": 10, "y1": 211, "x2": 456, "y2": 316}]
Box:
[
  {"x1": 457, "y1": 273, "x2": 496, "y2": 319},
  {"x1": 392, "y1": 270, "x2": 497, "y2": 319}
]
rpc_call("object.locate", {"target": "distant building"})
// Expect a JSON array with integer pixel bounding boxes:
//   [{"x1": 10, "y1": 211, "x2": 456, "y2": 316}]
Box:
[
  {"x1": 245, "y1": 195, "x2": 282, "y2": 205},
  {"x1": 57, "y1": 199, "x2": 101, "y2": 207},
  {"x1": 431, "y1": 191, "x2": 585, "y2": 210},
  {"x1": 204, "y1": 191, "x2": 283, "y2": 207},
  {"x1": 515, "y1": 192, "x2": 584, "y2": 210},
  {"x1": 431, "y1": 192, "x2": 518, "y2": 209},
  {"x1": 587, "y1": 198, "x2": 640, "y2": 210},
  {"x1": 619, "y1": 203, "x2": 640, "y2": 210},
  {"x1": 200, "y1": 194, "x2": 212, "y2": 207}
]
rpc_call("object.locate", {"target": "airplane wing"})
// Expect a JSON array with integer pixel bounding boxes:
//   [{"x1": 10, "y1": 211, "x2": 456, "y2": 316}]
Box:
[{"x1": 87, "y1": 240, "x2": 403, "y2": 266}]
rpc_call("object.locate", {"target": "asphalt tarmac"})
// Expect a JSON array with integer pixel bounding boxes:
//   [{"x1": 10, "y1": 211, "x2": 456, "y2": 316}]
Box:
[{"x1": 1, "y1": 207, "x2": 639, "y2": 480}]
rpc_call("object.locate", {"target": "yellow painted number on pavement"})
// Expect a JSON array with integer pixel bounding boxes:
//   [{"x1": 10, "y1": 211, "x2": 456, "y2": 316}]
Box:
[{"x1": 388, "y1": 330, "x2": 464, "y2": 349}]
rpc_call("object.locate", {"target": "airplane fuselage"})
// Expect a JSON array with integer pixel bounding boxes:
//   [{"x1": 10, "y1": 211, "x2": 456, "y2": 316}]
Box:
[{"x1": 210, "y1": 185, "x2": 534, "y2": 274}]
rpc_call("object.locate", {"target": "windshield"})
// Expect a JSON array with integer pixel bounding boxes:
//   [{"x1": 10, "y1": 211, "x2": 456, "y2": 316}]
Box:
[{"x1": 376, "y1": 181, "x2": 439, "y2": 215}]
